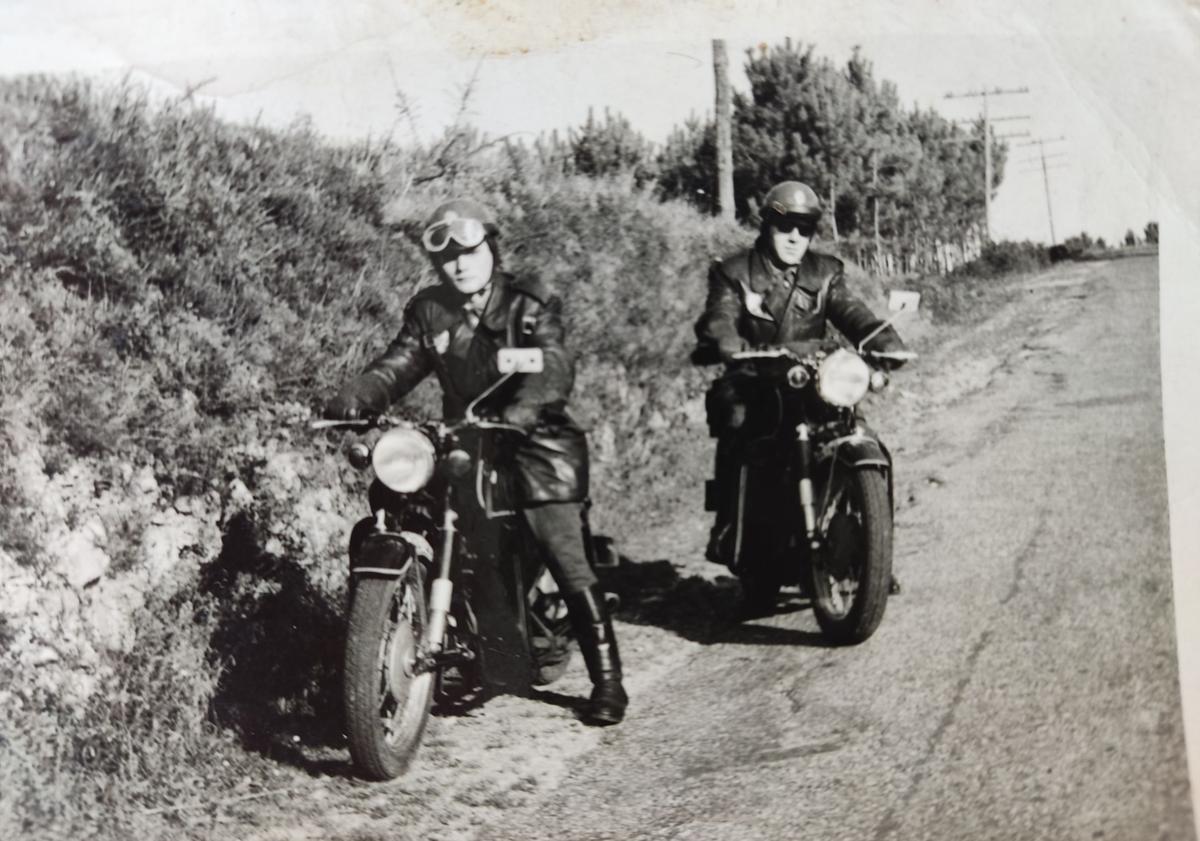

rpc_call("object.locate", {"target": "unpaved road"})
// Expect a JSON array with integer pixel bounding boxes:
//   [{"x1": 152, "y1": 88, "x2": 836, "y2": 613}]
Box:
[{"x1": 246, "y1": 256, "x2": 1191, "y2": 841}]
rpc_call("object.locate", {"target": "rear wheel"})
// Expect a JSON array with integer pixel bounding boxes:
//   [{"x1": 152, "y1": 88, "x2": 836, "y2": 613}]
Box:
[
  {"x1": 808, "y1": 467, "x2": 892, "y2": 645},
  {"x1": 343, "y1": 564, "x2": 434, "y2": 780}
]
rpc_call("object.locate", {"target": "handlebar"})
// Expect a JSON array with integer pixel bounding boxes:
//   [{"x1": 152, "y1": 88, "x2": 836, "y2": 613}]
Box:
[
  {"x1": 729, "y1": 346, "x2": 919, "y2": 365},
  {"x1": 309, "y1": 415, "x2": 528, "y2": 436},
  {"x1": 730, "y1": 347, "x2": 802, "y2": 362}
]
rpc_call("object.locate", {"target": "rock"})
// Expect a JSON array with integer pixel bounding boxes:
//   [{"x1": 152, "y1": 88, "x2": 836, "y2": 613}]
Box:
[
  {"x1": 60, "y1": 671, "x2": 101, "y2": 707},
  {"x1": 142, "y1": 511, "x2": 216, "y2": 581},
  {"x1": 85, "y1": 579, "x2": 144, "y2": 654},
  {"x1": 593, "y1": 423, "x2": 617, "y2": 464},
  {"x1": 682, "y1": 396, "x2": 708, "y2": 428},
  {"x1": 1, "y1": 578, "x2": 39, "y2": 618},
  {"x1": 52, "y1": 531, "x2": 111, "y2": 589},
  {"x1": 81, "y1": 517, "x2": 108, "y2": 546},
  {"x1": 27, "y1": 645, "x2": 60, "y2": 666},
  {"x1": 228, "y1": 478, "x2": 254, "y2": 509},
  {"x1": 133, "y1": 467, "x2": 159, "y2": 496},
  {"x1": 34, "y1": 586, "x2": 83, "y2": 629},
  {"x1": 173, "y1": 495, "x2": 200, "y2": 516},
  {"x1": 260, "y1": 450, "x2": 307, "y2": 496}
]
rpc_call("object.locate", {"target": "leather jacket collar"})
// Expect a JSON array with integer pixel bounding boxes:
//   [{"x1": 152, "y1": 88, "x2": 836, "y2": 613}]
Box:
[
  {"x1": 751, "y1": 239, "x2": 825, "y2": 295},
  {"x1": 432, "y1": 271, "x2": 515, "y2": 335}
]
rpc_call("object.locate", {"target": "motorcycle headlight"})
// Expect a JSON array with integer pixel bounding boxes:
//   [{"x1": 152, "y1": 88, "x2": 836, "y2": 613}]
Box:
[
  {"x1": 817, "y1": 349, "x2": 871, "y2": 407},
  {"x1": 372, "y1": 428, "x2": 436, "y2": 493}
]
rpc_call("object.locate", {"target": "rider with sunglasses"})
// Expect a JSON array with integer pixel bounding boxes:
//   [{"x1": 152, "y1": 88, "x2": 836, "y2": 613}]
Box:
[
  {"x1": 693, "y1": 181, "x2": 907, "y2": 576},
  {"x1": 325, "y1": 198, "x2": 628, "y2": 726}
]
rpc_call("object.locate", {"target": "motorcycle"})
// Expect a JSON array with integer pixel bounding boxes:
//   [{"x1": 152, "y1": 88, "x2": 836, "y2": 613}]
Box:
[
  {"x1": 707, "y1": 327, "x2": 916, "y2": 644},
  {"x1": 314, "y1": 348, "x2": 598, "y2": 780}
]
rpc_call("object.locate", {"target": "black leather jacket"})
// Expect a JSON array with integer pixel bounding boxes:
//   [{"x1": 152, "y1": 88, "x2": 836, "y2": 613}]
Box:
[
  {"x1": 332, "y1": 271, "x2": 588, "y2": 504},
  {"x1": 694, "y1": 239, "x2": 905, "y2": 364}
]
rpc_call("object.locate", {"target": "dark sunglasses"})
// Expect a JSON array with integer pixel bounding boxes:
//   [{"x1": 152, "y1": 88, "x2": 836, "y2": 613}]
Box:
[{"x1": 771, "y1": 217, "x2": 818, "y2": 236}]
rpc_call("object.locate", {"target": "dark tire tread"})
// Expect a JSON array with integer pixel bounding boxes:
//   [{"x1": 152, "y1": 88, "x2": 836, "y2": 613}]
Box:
[
  {"x1": 343, "y1": 570, "x2": 432, "y2": 780},
  {"x1": 810, "y1": 468, "x2": 893, "y2": 645}
]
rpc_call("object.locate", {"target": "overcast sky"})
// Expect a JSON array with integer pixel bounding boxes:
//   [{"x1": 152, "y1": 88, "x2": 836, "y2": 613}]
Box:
[{"x1": 4, "y1": 0, "x2": 1197, "y2": 245}]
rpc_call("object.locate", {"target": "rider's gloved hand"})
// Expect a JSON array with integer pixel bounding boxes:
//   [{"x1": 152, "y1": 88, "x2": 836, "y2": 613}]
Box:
[
  {"x1": 874, "y1": 355, "x2": 908, "y2": 372},
  {"x1": 502, "y1": 403, "x2": 541, "y2": 432},
  {"x1": 717, "y1": 337, "x2": 749, "y2": 362},
  {"x1": 324, "y1": 392, "x2": 373, "y2": 421}
]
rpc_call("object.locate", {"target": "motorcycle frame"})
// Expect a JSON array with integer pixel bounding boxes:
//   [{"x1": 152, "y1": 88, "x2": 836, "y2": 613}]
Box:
[
  {"x1": 728, "y1": 378, "x2": 895, "y2": 573},
  {"x1": 354, "y1": 430, "x2": 542, "y2": 687}
]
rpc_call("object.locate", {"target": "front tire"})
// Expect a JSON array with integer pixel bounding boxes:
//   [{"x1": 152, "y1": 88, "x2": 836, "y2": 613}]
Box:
[
  {"x1": 808, "y1": 467, "x2": 892, "y2": 645},
  {"x1": 343, "y1": 564, "x2": 434, "y2": 780}
]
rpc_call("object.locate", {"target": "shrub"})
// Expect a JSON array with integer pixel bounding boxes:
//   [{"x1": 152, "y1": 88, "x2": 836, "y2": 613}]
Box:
[{"x1": 953, "y1": 240, "x2": 1049, "y2": 278}]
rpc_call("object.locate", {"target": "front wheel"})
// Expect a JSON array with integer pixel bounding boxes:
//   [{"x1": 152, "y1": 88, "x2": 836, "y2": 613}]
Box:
[
  {"x1": 343, "y1": 564, "x2": 434, "y2": 780},
  {"x1": 808, "y1": 467, "x2": 892, "y2": 645}
]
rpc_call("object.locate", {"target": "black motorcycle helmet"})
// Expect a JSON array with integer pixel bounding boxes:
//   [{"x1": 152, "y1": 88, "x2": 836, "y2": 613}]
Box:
[{"x1": 759, "y1": 181, "x2": 822, "y2": 234}]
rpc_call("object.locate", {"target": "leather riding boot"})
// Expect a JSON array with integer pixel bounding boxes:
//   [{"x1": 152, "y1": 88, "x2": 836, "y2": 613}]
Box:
[{"x1": 564, "y1": 586, "x2": 628, "y2": 726}]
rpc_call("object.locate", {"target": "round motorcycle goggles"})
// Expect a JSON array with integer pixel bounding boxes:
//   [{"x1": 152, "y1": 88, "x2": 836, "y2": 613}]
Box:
[{"x1": 421, "y1": 216, "x2": 488, "y2": 253}]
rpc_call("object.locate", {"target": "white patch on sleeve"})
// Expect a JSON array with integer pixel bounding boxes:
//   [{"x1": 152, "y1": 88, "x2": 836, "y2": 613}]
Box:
[{"x1": 432, "y1": 330, "x2": 450, "y2": 355}]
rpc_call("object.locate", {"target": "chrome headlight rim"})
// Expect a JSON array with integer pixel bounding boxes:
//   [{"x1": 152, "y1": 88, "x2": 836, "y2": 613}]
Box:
[
  {"x1": 371, "y1": 427, "x2": 437, "y2": 493},
  {"x1": 817, "y1": 349, "x2": 871, "y2": 408}
]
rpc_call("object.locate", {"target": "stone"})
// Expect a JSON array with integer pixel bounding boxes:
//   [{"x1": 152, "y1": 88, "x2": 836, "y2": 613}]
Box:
[
  {"x1": 27, "y1": 645, "x2": 60, "y2": 666},
  {"x1": 142, "y1": 512, "x2": 212, "y2": 581},
  {"x1": 52, "y1": 531, "x2": 111, "y2": 589},
  {"x1": 80, "y1": 518, "x2": 108, "y2": 546},
  {"x1": 133, "y1": 467, "x2": 159, "y2": 496},
  {"x1": 85, "y1": 579, "x2": 144, "y2": 654},
  {"x1": 228, "y1": 478, "x2": 254, "y2": 509}
]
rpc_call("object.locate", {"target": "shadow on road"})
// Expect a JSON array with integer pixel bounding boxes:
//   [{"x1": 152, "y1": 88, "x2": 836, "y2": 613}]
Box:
[{"x1": 599, "y1": 556, "x2": 838, "y2": 648}]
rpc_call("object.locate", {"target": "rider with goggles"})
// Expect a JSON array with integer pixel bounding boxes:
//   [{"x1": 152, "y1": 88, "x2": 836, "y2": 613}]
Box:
[
  {"x1": 420, "y1": 213, "x2": 492, "y2": 253},
  {"x1": 325, "y1": 198, "x2": 628, "y2": 726}
]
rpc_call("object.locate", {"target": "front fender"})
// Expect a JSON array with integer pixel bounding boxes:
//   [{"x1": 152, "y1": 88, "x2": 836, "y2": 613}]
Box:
[
  {"x1": 349, "y1": 525, "x2": 435, "y2": 577},
  {"x1": 818, "y1": 433, "x2": 895, "y2": 513}
]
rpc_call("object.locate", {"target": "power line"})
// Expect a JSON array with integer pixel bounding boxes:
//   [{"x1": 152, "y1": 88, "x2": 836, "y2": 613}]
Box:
[
  {"x1": 1015, "y1": 166, "x2": 1070, "y2": 175},
  {"x1": 944, "y1": 86, "x2": 1031, "y2": 241},
  {"x1": 1014, "y1": 151, "x2": 1068, "y2": 163},
  {"x1": 955, "y1": 115, "x2": 1030, "y2": 124}
]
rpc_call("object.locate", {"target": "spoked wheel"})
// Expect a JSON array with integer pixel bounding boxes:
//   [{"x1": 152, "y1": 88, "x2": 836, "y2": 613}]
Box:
[
  {"x1": 343, "y1": 564, "x2": 434, "y2": 780},
  {"x1": 433, "y1": 598, "x2": 486, "y2": 713},
  {"x1": 808, "y1": 467, "x2": 893, "y2": 645}
]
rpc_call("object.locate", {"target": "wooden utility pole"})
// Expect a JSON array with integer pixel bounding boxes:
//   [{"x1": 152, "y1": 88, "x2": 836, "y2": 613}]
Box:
[
  {"x1": 944, "y1": 86, "x2": 1030, "y2": 242},
  {"x1": 713, "y1": 39, "x2": 735, "y2": 221},
  {"x1": 1018, "y1": 137, "x2": 1067, "y2": 245}
]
